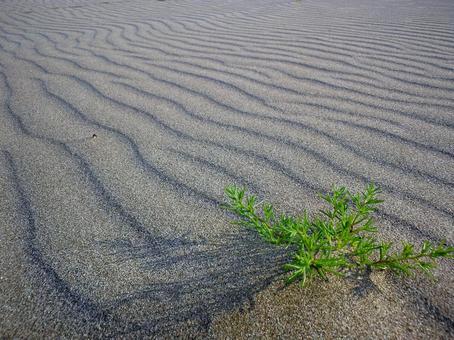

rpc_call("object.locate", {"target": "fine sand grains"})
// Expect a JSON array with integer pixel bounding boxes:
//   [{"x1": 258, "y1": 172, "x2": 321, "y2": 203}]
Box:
[{"x1": 0, "y1": 0, "x2": 453, "y2": 337}]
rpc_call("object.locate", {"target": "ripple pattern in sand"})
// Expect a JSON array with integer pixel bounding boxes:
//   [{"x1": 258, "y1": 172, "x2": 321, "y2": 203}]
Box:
[{"x1": 0, "y1": 0, "x2": 453, "y2": 337}]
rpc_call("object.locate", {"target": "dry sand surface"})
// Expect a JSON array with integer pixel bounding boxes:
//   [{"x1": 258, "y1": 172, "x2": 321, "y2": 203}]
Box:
[{"x1": 0, "y1": 0, "x2": 453, "y2": 337}]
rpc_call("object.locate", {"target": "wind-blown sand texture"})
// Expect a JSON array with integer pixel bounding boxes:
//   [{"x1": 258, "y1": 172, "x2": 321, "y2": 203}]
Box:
[{"x1": 0, "y1": 0, "x2": 453, "y2": 337}]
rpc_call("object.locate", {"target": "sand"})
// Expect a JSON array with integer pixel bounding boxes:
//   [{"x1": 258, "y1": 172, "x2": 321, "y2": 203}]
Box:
[{"x1": 0, "y1": 0, "x2": 453, "y2": 337}]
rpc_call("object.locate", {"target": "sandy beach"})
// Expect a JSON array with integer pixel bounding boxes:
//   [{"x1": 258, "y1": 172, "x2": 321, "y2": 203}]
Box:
[{"x1": 0, "y1": 0, "x2": 453, "y2": 337}]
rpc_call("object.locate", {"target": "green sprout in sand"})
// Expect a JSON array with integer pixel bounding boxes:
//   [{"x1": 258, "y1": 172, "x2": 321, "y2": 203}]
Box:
[{"x1": 223, "y1": 183, "x2": 453, "y2": 287}]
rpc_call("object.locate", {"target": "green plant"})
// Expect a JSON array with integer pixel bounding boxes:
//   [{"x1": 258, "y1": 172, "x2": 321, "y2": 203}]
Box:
[{"x1": 223, "y1": 184, "x2": 453, "y2": 286}]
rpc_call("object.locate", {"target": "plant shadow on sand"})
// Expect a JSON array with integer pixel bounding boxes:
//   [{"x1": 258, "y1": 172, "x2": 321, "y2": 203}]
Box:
[{"x1": 98, "y1": 228, "x2": 290, "y2": 336}]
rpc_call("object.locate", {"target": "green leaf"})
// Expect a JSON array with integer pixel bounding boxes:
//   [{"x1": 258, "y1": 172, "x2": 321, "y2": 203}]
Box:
[{"x1": 222, "y1": 183, "x2": 453, "y2": 287}]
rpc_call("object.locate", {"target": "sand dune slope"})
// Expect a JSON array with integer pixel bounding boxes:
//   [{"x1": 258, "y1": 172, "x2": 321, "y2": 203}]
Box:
[{"x1": 0, "y1": 0, "x2": 453, "y2": 337}]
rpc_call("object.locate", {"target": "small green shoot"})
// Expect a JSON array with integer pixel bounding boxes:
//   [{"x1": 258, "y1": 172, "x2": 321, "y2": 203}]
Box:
[{"x1": 223, "y1": 184, "x2": 453, "y2": 286}]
